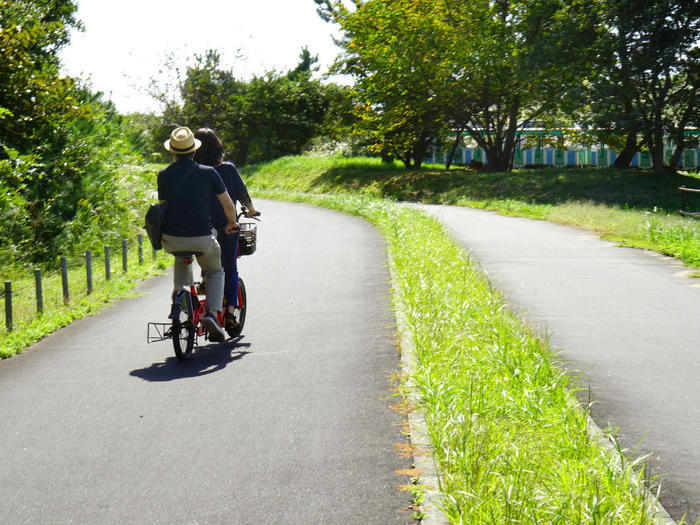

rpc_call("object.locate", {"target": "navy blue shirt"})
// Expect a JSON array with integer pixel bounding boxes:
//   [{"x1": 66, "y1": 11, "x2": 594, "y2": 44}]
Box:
[
  {"x1": 157, "y1": 158, "x2": 226, "y2": 237},
  {"x1": 209, "y1": 161, "x2": 249, "y2": 230}
]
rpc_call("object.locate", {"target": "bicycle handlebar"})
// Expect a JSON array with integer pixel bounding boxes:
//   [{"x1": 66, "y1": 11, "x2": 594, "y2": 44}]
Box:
[{"x1": 238, "y1": 207, "x2": 261, "y2": 221}]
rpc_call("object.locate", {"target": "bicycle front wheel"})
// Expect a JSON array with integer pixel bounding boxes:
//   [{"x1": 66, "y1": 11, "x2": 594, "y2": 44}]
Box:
[{"x1": 226, "y1": 278, "x2": 247, "y2": 338}]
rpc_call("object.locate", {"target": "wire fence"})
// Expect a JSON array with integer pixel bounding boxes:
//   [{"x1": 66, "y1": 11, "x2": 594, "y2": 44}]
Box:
[{"x1": 1, "y1": 234, "x2": 161, "y2": 333}]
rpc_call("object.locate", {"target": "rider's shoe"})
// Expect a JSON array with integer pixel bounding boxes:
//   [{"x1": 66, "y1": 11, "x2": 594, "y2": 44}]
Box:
[
  {"x1": 202, "y1": 312, "x2": 226, "y2": 342},
  {"x1": 224, "y1": 312, "x2": 239, "y2": 337}
]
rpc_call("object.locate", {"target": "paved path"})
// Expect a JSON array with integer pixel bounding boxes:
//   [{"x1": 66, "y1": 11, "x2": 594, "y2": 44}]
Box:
[
  {"x1": 0, "y1": 200, "x2": 412, "y2": 524},
  {"x1": 419, "y1": 204, "x2": 700, "y2": 522}
]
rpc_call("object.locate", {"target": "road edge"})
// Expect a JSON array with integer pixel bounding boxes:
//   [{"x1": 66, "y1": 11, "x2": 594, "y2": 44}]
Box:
[{"x1": 390, "y1": 271, "x2": 450, "y2": 525}]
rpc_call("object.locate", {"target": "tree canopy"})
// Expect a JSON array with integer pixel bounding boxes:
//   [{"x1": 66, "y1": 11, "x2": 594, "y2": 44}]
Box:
[
  {"x1": 316, "y1": 0, "x2": 699, "y2": 172},
  {"x1": 153, "y1": 49, "x2": 356, "y2": 166},
  {"x1": 0, "y1": 0, "x2": 148, "y2": 264}
]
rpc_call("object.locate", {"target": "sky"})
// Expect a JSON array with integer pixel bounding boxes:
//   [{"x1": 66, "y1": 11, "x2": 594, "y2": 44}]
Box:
[{"x1": 59, "y1": 0, "x2": 346, "y2": 114}]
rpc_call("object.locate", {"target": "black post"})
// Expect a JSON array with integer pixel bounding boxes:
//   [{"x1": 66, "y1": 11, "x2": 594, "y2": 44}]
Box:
[
  {"x1": 137, "y1": 234, "x2": 143, "y2": 265},
  {"x1": 105, "y1": 246, "x2": 111, "y2": 281},
  {"x1": 86, "y1": 250, "x2": 93, "y2": 295},
  {"x1": 122, "y1": 239, "x2": 128, "y2": 273},
  {"x1": 34, "y1": 268, "x2": 43, "y2": 314},
  {"x1": 4, "y1": 281, "x2": 12, "y2": 332},
  {"x1": 60, "y1": 256, "x2": 70, "y2": 305}
]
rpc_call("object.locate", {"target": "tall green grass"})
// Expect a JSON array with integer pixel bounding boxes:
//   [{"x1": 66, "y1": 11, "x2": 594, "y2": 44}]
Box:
[
  {"x1": 256, "y1": 190, "x2": 666, "y2": 523},
  {"x1": 0, "y1": 247, "x2": 169, "y2": 358},
  {"x1": 242, "y1": 155, "x2": 700, "y2": 268},
  {"x1": 0, "y1": 161, "x2": 167, "y2": 358}
]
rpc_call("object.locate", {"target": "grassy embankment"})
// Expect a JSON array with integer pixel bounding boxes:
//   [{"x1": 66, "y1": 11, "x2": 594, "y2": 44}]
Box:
[
  {"x1": 242, "y1": 155, "x2": 700, "y2": 270},
  {"x1": 242, "y1": 155, "x2": 693, "y2": 522},
  {"x1": 0, "y1": 164, "x2": 167, "y2": 358}
]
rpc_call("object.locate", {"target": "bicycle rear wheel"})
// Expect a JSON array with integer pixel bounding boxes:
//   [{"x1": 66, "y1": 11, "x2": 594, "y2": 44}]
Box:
[
  {"x1": 173, "y1": 320, "x2": 195, "y2": 360},
  {"x1": 226, "y1": 278, "x2": 246, "y2": 338},
  {"x1": 171, "y1": 291, "x2": 195, "y2": 360}
]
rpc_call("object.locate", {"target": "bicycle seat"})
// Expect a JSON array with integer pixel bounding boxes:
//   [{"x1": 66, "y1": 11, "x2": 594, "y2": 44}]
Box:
[{"x1": 171, "y1": 251, "x2": 203, "y2": 257}]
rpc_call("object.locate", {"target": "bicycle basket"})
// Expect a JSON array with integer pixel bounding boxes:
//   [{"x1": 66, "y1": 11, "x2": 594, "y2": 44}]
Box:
[{"x1": 239, "y1": 222, "x2": 257, "y2": 255}]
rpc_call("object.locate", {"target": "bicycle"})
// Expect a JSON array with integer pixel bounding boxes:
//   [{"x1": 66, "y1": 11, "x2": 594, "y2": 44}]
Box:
[{"x1": 147, "y1": 208, "x2": 260, "y2": 360}]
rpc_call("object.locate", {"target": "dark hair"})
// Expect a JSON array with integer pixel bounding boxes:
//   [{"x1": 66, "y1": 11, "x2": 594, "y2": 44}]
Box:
[{"x1": 193, "y1": 128, "x2": 225, "y2": 166}]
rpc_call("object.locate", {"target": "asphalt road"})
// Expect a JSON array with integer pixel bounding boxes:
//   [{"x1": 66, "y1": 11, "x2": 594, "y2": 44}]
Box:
[
  {"x1": 419, "y1": 204, "x2": 700, "y2": 523},
  {"x1": 0, "y1": 200, "x2": 412, "y2": 524}
]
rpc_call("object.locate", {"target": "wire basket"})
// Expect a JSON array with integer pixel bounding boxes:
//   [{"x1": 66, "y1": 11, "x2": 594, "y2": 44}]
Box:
[{"x1": 239, "y1": 222, "x2": 257, "y2": 255}]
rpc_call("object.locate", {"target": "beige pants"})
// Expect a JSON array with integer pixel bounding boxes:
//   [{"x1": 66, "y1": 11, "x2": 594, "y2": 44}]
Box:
[{"x1": 162, "y1": 232, "x2": 224, "y2": 313}]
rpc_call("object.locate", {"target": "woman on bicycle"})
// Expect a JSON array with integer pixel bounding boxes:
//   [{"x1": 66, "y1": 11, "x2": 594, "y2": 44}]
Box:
[{"x1": 194, "y1": 128, "x2": 258, "y2": 336}]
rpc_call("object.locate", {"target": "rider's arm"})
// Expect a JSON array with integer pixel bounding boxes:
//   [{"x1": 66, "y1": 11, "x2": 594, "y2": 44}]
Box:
[
  {"x1": 241, "y1": 192, "x2": 258, "y2": 217},
  {"x1": 216, "y1": 191, "x2": 239, "y2": 234},
  {"x1": 227, "y1": 163, "x2": 258, "y2": 217}
]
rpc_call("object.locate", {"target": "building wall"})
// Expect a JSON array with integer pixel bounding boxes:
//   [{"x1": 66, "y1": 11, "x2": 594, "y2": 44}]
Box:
[{"x1": 426, "y1": 147, "x2": 700, "y2": 169}]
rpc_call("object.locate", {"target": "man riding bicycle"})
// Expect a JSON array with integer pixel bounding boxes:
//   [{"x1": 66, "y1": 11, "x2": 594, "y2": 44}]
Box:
[{"x1": 158, "y1": 126, "x2": 238, "y2": 342}]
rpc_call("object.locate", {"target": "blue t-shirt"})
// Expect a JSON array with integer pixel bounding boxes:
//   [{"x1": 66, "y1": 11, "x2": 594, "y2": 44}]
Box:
[
  {"x1": 209, "y1": 161, "x2": 249, "y2": 230},
  {"x1": 157, "y1": 158, "x2": 226, "y2": 237}
]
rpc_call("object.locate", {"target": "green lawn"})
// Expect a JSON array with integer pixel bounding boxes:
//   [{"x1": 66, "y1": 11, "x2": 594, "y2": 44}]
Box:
[{"x1": 242, "y1": 155, "x2": 700, "y2": 269}]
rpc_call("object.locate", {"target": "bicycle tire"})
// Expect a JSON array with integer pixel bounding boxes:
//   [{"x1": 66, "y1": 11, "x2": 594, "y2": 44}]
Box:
[
  {"x1": 171, "y1": 292, "x2": 195, "y2": 360},
  {"x1": 173, "y1": 320, "x2": 195, "y2": 360},
  {"x1": 226, "y1": 278, "x2": 247, "y2": 338}
]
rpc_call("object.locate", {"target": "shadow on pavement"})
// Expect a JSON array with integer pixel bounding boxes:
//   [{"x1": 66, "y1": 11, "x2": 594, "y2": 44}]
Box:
[{"x1": 130, "y1": 338, "x2": 251, "y2": 382}]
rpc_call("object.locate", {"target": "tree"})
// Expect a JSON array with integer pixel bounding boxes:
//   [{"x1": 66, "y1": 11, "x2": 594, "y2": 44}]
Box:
[
  {"x1": 0, "y1": 0, "x2": 144, "y2": 263},
  {"x1": 159, "y1": 49, "x2": 352, "y2": 166},
  {"x1": 316, "y1": 0, "x2": 597, "y2": 171},
  {"x1": 582, "y1": 0, "x2": 700, "y2": 172},
  {"x1": 316, "y1": 0, "x2": 452, "y2": 168},
  {"x1": 287, "y1": 47, "x2": 320, "y2": 80}
]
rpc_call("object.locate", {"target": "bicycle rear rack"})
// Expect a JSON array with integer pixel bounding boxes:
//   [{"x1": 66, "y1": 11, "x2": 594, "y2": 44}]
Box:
[{"x1": 147, "y1": 322, "x2": 173, "y2": 344}]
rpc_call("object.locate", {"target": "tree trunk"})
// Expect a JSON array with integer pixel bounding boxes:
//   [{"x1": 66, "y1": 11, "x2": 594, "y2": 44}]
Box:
[
  {"x1": 613, "y1": 132, "x2": 638, "y2": 168},
  {"x1": 485, "y1": 144, "x2": 511, "y2": 171},
  {"x1": 445, "y1": 130, "x2": 464, "y2": 170},
  {"x1": 412, "y1": 135, "x2": 429, "y2": 170},
  {"x1": 649, "y1": 126, "x2": 668, "y2": 175}
]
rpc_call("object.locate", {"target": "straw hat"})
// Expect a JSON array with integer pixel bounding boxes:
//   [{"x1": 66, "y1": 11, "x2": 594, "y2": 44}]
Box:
[{"x1": 164, "y1": 126, "x2": 201, "y2": 154}]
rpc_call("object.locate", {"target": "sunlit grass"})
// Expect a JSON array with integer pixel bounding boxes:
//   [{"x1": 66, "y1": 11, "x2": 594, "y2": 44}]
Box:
[
  {"x1": 242, "y1": 155, "x2": 700, "y2": 268},
  {"x1": 0, "y1": 243, "x2": 169, "y2": 358},
  {"x1": 255, "y1": 189, "x2": 667, "y2": 524}
]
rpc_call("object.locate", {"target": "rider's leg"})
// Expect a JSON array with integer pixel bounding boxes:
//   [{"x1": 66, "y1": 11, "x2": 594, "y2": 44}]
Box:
[
  {"x1": 193, "y1": 236, "x2": 224, "y2": 314},
  {"x1": 162, "y1": 235, "x2": 197, "y2": 296},
  {"x1": 162, "y1": 233, "x2": 222, "y2": 311},
  {"x1": 218, "y1": 232, "x2": 240, "y2": 312}
]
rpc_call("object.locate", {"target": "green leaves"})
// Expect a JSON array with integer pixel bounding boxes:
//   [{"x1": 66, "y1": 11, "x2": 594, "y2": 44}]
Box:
[
  {"x1": 161, "y1": 49, "x2": 354, "y2": 166},
  {"x1": 0, "y1": 0, "x2": 149, "y2": 266},
  {"x1": 322, "y1": 0, "x2": 596, "y2": 169}
]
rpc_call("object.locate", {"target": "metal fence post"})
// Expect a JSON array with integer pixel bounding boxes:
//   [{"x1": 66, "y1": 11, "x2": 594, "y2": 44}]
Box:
[
  {"x1": 4, "y1": 281, "x2": 12, "y2": 332},
  {"x1": 60, "y1": 256, "x2": 70, "y2": 305},
  {"x1": 86, "y1": 250, "x2": 93, "y2": 295},
  {"x1": 34, "y1": 268, "x2": 43, "y2": 314},
  {"x1": 122, "y1": 239, "x2": 128, "y2": 273},
  {"x1": 137, "y1": 234, "x2": 143, "y2": 265},
  {"x1": 105, "y1": 246, "x2": 111, "y2": 281}
]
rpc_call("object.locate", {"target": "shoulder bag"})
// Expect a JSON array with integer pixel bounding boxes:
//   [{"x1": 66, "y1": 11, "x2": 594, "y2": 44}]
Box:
[{"x1": 144, "y1": 165, "x2": 197, "y2": 250}]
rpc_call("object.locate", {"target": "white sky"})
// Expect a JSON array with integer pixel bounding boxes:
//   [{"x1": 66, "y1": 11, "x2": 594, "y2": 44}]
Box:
[{"x1": 59, "y1": 0, "x2": 346, "y2": 114}]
